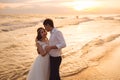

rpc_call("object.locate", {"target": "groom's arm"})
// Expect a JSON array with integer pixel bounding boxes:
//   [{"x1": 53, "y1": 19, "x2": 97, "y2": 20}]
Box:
[
  {"x1": 45, "y1": 31, "x2": 66, "y2": 52},
  {"x1": 55, "y1": 31, "x2": 66, "y2": 49},
  {"x1": 45, "y1": 46, "x2": 57, "y2": 53}
]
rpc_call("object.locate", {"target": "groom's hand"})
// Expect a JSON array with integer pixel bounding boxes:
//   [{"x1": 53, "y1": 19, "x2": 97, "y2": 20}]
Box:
[{"x1": 45, "y1": 46, "x2": 51, "y2": 53}]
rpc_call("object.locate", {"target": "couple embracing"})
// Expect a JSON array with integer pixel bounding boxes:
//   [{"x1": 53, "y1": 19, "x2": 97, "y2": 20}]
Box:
[{"x1": 27, "y1": 18, "x2": 66, "y2": 80}]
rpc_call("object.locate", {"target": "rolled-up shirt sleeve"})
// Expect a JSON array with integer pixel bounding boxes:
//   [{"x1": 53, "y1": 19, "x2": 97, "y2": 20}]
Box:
[{"x1": 56, "y1": 31, "x2": 66, "y2": 49}]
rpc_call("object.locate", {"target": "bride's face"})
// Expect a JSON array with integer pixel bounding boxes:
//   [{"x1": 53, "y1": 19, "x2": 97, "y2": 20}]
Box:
[{"x1": 40, "y1": 29, "x2": 47, "y2": 38}]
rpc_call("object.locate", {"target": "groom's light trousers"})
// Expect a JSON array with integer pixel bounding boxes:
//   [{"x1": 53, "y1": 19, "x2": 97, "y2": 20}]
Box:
[{"x1": 49, "y1": 56, "x2": 62, "y2": 80}]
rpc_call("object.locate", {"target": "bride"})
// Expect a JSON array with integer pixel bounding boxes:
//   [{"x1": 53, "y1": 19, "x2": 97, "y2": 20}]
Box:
[{"x1": 27, "y1": 27, "x2": 49, "y2": 80}]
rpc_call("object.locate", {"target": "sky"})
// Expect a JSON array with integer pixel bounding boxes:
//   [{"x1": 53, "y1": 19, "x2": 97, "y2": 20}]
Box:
[{"x1": 0, "y1": 0, "x2": 120, "y2": 15}]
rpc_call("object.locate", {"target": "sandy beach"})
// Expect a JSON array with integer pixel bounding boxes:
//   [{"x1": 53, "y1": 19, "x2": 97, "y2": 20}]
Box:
[{"x1": 0, "y1": 14, "x2": 120, "y2": 80}]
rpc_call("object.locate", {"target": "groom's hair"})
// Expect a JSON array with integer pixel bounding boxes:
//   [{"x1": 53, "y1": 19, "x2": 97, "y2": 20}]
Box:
[{"x1": 43, "y1": 18, "x2": 54, "y2": 28}]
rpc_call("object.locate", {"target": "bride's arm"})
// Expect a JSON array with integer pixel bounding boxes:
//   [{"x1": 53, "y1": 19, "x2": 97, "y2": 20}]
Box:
[{"x1": 36, "y1": 43, "x2": 47, "y2": 56}]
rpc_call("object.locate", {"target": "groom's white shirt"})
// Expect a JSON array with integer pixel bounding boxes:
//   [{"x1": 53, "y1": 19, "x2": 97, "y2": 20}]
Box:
[{"x1": 49, "y1": 28, "x2": 66, "y2": 57}]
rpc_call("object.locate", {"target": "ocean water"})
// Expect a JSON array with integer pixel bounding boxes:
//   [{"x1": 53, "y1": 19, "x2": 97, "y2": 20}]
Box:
[{"x1": 0, "y1": 14, "x2": 120, "y2": 80}]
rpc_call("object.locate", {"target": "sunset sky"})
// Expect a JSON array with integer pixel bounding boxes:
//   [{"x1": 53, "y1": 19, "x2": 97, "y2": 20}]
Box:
[{"x1": 0, "y1": 0, "x2": 120, "y2": 14}]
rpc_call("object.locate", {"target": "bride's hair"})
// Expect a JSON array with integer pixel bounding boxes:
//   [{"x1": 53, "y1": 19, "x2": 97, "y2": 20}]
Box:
[{"x1": 36, "y1": 27, "x2": 45, "y2": 41}]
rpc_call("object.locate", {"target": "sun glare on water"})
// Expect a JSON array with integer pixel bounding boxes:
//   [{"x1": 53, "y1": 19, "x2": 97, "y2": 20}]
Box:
[{"x1": 67, "y1": 0, "x2": 100, "y2": 11}]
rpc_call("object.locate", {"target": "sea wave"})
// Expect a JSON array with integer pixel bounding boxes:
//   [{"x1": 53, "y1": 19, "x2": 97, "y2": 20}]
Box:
[{"x1": 60, "y1": 34, "x2": 120, "y2": 77}]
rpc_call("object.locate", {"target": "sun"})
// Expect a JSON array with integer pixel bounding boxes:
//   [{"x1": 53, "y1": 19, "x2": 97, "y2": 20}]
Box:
[{"x1": 67, "y1": 0, "x2": 100, "y2": 11}]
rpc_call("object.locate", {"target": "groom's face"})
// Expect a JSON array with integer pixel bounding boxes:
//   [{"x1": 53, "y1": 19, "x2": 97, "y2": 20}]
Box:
[{"x1": 44, "y1": 24, "x2": 51, "y2": 32}]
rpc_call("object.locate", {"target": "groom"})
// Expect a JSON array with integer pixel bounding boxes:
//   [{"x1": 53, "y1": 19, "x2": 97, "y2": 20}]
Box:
[{"x1": 43, "y1": 18, "x2": 66, "y2": 80}]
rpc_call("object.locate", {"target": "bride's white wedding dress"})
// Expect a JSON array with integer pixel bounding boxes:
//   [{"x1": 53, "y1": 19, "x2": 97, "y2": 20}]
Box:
[{"x1": 27, "y1": 41, "x2": 49, "y2": 80}]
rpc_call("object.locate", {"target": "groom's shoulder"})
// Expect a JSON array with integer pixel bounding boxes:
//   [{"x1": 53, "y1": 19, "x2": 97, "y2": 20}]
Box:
[
  {"x1": 54, "y1": 28, "x2": 60, "y2": 32},
  {"x1": 54, "y1": 28, "x2": 62, "y2": 33}
]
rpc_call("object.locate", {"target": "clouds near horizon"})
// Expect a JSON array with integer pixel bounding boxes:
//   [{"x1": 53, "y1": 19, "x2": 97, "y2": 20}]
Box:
[{"x1": 0, "y1": 0, "x2": 120, "y2": 14}]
